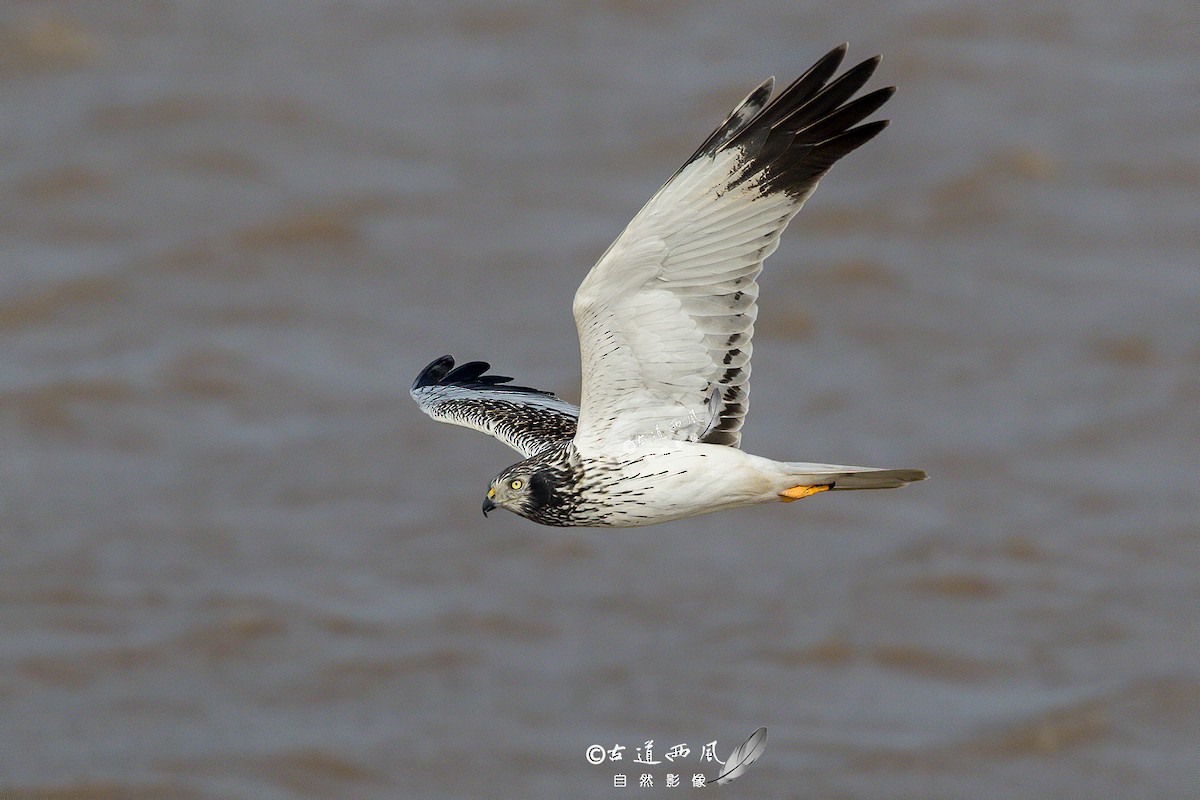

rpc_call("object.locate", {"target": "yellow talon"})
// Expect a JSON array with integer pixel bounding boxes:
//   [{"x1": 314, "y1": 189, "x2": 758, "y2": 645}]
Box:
[{"x1": 779, "y1": 484, "x2": 830, "y2": 502}]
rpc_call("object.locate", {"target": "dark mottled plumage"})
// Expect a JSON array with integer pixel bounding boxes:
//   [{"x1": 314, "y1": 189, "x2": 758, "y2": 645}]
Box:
[
  {"x1": 411, "y1": 355, "x2": 578, "y2": 458},
  {"x1": 490, "y1": 443, "x2": 584, "y2": 527}
]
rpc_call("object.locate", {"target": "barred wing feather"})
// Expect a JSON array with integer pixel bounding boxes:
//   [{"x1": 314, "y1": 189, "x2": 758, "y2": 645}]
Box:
[{"x1": 411, "y1": 356, "x2": 578, "y2": 458}]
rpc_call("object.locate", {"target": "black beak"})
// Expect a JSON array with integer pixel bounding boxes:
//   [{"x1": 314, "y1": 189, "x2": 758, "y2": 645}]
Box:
[{"x1": 482, "y1": 495, "x2": 497, "y2": 517}]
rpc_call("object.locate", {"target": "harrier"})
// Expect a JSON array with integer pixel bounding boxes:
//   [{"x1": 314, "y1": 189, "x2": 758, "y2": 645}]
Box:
[{"x1": 412, "y1": 45, "x2": 925, "y2": 527}]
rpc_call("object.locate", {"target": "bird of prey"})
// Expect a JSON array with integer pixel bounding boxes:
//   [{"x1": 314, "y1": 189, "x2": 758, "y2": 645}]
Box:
[{"x1": 412, "y1": 45, "x2": 925, "y2": 527}]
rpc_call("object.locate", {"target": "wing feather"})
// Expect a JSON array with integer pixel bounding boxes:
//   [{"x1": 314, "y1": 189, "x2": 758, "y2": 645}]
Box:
[
  {"x1": 411, "y1": 356, "x2": 578, "y2": 458},
  {"x1": 572, "y1": 46, "x2": 893, "y2": 452}
]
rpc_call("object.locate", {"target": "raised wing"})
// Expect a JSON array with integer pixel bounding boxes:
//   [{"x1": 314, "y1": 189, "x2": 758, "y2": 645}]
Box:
[
  {"x1": 572, "y1": 45, "x2": 893, "y2": 452},
  {"x1": 411, "y1": 356, "x2": 578, "y2": 458}
]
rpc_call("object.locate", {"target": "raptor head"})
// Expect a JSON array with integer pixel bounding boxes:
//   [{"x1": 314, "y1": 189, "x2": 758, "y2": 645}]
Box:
[{"x1": 482, "y1": 449, "x2": 575, "y2": 526}]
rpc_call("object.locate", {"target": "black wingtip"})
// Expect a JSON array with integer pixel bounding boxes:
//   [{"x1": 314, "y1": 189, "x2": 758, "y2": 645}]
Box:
[
  {"x1": 446, "y1": 360, "x2": 506, "y2": 384},
  {"x1": 791, "y1": 85, "x2": 895, "y2": 143},
  {"x1": 840, "y1": 117, "x2": 890, "y2": 142},
  {"x1": 747, "y1": 77, "x2": 775, "y2": 108},
  {"x1": 412, "y1": 355, "x2": 456, "y2": 391},
  {"x1": 798, "y1": 45, "x2": 847, "y2": 89},
  {"x1": 411, "y1": 354, "x2": 559, "y2": 398},
  {"x1": 811, "y1": 119, "x2": 890, "y2": 157}
]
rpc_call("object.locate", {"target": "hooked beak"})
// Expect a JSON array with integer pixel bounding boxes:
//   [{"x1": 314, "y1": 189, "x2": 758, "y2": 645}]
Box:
[{"x1": 482, "y1": 487, "x2": 497, "y2": 517}]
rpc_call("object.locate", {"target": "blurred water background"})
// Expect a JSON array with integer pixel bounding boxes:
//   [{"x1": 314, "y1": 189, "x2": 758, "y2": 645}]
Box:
[{"x1": 1, "y1": 1, "x2": 1197, "y2": 797}]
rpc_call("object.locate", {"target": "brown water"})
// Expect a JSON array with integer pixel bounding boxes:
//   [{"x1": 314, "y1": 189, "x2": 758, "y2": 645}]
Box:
[{"x1": 1, "y1": 1, "x2": 1197, "y2": 798}]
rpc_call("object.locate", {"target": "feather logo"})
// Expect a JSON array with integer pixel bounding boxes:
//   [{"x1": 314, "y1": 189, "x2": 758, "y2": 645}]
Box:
[{"x1": 708, "y1": 726, "x2": 767, "y2": 786}]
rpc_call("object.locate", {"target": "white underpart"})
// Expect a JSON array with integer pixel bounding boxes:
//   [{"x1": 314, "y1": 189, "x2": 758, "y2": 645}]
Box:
[{"x1": 579, "y1": 441, "x2": 893, "y2": 526}]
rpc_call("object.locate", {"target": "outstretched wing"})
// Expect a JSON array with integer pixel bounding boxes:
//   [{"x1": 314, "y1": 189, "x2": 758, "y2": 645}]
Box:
[
  {"x1": 572, "y1": 45, "x2": 893, "y2": 452},
  {"x1": 411, "y1": 356, "x2": 578, "y2": 458}
]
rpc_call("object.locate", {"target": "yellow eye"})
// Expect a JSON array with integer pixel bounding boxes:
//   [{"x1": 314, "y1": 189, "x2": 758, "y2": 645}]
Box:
[{"x1": 509, "y1": 479, "x2": 523, "y2": 490}]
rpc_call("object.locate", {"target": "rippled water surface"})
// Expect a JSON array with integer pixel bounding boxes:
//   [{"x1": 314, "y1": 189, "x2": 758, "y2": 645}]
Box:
[{"x1": 1, "y1": 1, "x2": 1197, "y2": 797}]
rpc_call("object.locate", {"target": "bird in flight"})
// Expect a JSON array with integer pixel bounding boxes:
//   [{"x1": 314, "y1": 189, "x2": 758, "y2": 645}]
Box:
[{"x1": 412, "y1": 44, "x2": 925, "y2": 527}]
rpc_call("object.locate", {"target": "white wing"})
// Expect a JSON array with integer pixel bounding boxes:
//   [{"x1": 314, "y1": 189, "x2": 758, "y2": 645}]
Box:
[
  {"x1": 572, "y1": 45, "x2": 893, "y2": 452},
  {"x1": 411, "y1": 356, "x2": 578, "y2": 458}
]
